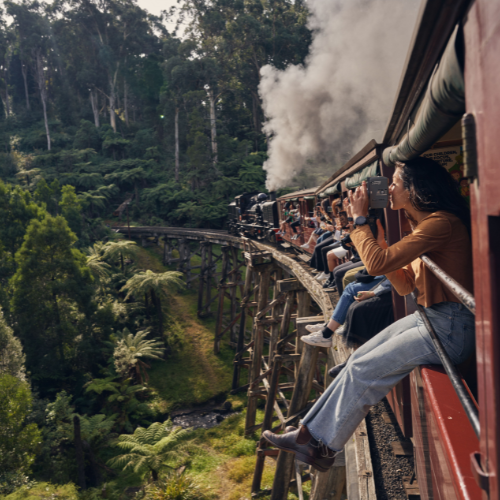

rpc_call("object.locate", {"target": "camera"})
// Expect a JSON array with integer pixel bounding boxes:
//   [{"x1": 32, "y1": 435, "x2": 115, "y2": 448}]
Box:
[{"x1": 366, "y1": 176, "x2": 389, "y2": 238}]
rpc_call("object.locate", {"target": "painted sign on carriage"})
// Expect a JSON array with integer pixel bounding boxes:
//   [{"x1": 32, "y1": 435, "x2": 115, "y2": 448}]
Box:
[{"x1": 423, "y1": 146, "x2": 469, "y2": 204}]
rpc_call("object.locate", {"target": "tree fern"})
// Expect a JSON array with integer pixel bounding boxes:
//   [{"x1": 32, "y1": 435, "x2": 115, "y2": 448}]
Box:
[{"x1": 108, "y1": 421, "x2": 190, "y2": 481}]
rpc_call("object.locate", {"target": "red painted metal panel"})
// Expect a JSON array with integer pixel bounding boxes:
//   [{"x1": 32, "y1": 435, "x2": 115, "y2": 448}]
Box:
[
  {"x1": 464, "y1": 2, "x2": 500, "y2": 497},
  {"x1": 412, "y1": 366, "x2": 482, "y2": 500}
]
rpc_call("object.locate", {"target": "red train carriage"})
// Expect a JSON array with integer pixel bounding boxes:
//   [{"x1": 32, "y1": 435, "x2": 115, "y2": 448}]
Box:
[{"x1": 275, "y1": 0, "x2": 499, "y2": 497}]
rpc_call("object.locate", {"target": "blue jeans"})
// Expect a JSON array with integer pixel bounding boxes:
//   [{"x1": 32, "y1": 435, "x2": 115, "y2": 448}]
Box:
[
  {"x1": 302, "y1": 302, "x2": 475, "y2": 451},
  {"x1": 317, "y1": 231, "x2": 332, "y2": 244},
  {"x1": 331, "y1": 278, "x2": 384, "y2": 325}
]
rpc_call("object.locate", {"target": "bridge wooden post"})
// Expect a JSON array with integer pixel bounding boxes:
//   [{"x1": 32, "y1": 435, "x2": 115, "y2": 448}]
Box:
[
  {"x1": 229, "y1": 246, "x2": 240, "y2": 344},
  {"x1": 245, "y1": 263, "x2": 273, "y2": 432},
  {"x1": 163, "y1": 237, "x2": 171, "y2": 265},
  {"x1": 182, "y1": 239, "x2": 192, "y2": 288},
  {"x1": 214, "y1": 246, "x2": 230, "y2": 354},
  {"x1": 204, "y1": 243, "x2": 213, "y2": 314},
  {"x1": 232, "y1": 263, "x2": 254, "y2": 390},
  {"x1": 197, "y1": 242, "x2": 208, "y2": 317}
]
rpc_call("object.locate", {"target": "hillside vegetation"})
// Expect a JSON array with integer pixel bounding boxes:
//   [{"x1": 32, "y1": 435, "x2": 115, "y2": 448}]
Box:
[{"x1": 0, "y1": 0, "x2": 313, "y2": 498}]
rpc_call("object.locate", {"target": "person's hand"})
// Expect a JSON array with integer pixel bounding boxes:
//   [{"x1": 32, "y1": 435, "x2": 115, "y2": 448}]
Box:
[
  {"x1": 348, "y1": 181, "x2": 369, "y2": 220},
  {"x1": 354, "y1": 290, "x2": 375, "y2": 302},
  {"x1": 376, "y1": 219, "x2": 388, "y2": 249},
  {"x1": 343, "y1": 197, "x2": 350, "y2": 210},
  {"x1": 326, "y1": 224, "x2": 334, "y2": 232},
  {"x1": 335, "y1": 224, "x2": 342, "y2": 231}
]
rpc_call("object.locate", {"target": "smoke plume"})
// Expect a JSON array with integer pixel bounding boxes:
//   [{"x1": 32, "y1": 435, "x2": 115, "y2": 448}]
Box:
[{"x1": 260, "y1": 0, "x2": 420, "y2": 190}]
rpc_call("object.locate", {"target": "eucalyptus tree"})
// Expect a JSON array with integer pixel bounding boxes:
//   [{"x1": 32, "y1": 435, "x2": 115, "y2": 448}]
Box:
[
  {"x1": 62, "y1": 0, "x2": 163, "y2": 132},
  {"x1": 0, "y1": 11, "x2": 13, "y2": 118},
  {"x1": 6, "y1": 0, "x2": 54, "y2": 149}
]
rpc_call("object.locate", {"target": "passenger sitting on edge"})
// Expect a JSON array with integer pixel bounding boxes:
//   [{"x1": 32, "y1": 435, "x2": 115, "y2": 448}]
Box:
[
  {"x1": 263, "y1": 157, "x2": 474, "y2": 473},
  {"x1": 290, "y1": 202, "x2": 302, "y2": 240},
  {"x1": 301, "y1": 203, "x2": 324, "y2": 249},
  {"x1": 278, "y1": 201, "x2": 293, "y2": 235},
  {"x1": 315, "y1": 199, "x2": 334, "y2": 244},
  {"x1": 326, "y1": 279, "x2": 395, "y2": 379},
  {"x1": 302, "y1": 271, "x2": 385, "y2": 347}
]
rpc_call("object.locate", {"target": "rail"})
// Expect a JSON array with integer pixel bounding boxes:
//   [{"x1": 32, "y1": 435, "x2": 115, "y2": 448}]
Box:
[{"x1": 418, "y1": 254, "x2": 479, "y2": 438}]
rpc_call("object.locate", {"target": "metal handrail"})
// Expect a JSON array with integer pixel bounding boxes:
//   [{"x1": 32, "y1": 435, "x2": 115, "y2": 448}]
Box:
[
  {"x1": 420, "y1": 254, "x2": 475, "y2": 315},
  {"x1": 411, "y1": 257, "x2": 479, "y2": 438}
]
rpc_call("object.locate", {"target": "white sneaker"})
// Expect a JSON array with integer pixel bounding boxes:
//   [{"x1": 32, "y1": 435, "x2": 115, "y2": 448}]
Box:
[
  {"x1": 305, "y1": 323, "x2": 325, "y2": 333},
  {"x1": 315, "y1": 272, "x2": 328, "y2": 281},
  {"x1": 300, "y1": 243, "x2": 310, "y2": 249},
  {"x1": 301, "y1": 331, "x2": 333, "y2": 348}
]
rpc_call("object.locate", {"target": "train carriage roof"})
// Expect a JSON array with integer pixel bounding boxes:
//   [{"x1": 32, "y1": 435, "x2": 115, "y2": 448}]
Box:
[
  {"x1": 314, "y1": 140, "x2": 381, "y2": 197},
  {"x1": 278, "y1": 186, "x2": 320, "y2": 201}
]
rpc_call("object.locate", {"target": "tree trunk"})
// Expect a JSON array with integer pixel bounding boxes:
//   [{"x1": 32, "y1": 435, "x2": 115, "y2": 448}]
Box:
[
  {"x1": 120, "y1": 252, "x2": 124, "y2": 273},
  {"x1": 83, "y1": 441, "x2": 102, "y2": 487},
  {"x1": 174, "y1": 106, "x2": 180, "y2": 182},
  {"x1": 90, "y1": 91, "x2": 100, "y2": 128},
  {"x1": 124, "y1": 82, "x2": 129, "y2": 126},
  {"x1": 1, "y1": 69, "x2": 10, "y2": 117},
  {"x1": 34, "y1": 51, "x2": 51, "y2": 150},
  {"x1": 21, "y1": 63, "x2": 30, "y2": 110},
  {"x1": 135, "y1": 182, "x2": 139, "y2": 206},
  {"x1": 207, "y1": 87, "x2": 218, "y2": 168},
  {"x1": 73, "y1": 416, "x2": 87, "y2": 490},
  {"x1": 151, "y1": 289, "x2": 163, "y2": 335},
  {"x1": 109, "y1": 90, "x2": 116, "y2": 132}
]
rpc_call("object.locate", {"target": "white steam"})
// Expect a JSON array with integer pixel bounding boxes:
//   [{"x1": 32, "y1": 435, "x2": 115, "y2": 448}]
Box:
[{"x1": 260, "y1": 0, "x2": 420, "y2": 190}]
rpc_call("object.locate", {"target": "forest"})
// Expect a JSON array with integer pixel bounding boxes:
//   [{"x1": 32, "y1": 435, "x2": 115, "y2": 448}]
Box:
[{"x1": 0, "y1": 0, "x2": 312, "y2": 498}]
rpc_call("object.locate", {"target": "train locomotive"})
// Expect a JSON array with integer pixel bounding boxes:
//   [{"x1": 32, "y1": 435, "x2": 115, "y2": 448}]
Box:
[{"x1": 227, "y1": 192, "x2": 280, "y2": 243}]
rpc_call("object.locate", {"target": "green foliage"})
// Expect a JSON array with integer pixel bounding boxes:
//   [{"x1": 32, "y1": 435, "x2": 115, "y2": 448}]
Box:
[
  {"x1": 3, "y1": 482, "x2": 80, "y2": 500},
  {"x1": 108, "y1": 421, "x2": 191, "y2": 482},
  {"x1": 10, "y1": 215, "x2": 92, "y2": 389},
  {"x1": 113, "y1": 328, "x2": 165, "y2": 383},
  {"x1": 144, "y1": 473, "x2": 210, "y2": 500},
  {"x1": 59, "y1": 185, "x2": 82, "y2": 238},
  {"x1": 85, "y1": 377, "x2": 152, "y2": 433},
  {"x1": 0, "y1": 307, "x2": 25, "y2": 380},
  {"x1": 0, "y1": 375, "x2": 41, "y2": 495}
]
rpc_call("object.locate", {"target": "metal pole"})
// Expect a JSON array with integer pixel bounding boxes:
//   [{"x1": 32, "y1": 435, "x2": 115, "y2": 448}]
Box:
[
  {"x1": 420, "y1": 254, "x2": 475, "y2": 314},
  {"x1": 410, "y1": 291, "x2": 479, "y2": 438}
]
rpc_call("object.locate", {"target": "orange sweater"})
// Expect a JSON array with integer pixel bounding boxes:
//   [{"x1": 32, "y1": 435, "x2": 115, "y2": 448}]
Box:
[{"x1": 350, "y1": 211, "x2": 473, "y2": 307}]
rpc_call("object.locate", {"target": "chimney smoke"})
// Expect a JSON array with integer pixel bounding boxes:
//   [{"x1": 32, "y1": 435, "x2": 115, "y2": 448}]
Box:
[{"x1": 259, "y1": 0, "x2": 420, "y2": 191}]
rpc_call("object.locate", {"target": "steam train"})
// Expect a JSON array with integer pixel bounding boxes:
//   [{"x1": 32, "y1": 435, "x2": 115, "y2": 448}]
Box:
[{"x1": 227, "y1": 192, "x2": 281, "y2": 243}]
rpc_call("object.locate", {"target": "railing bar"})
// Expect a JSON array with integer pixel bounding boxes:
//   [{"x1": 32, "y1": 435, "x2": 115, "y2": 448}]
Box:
[
  {"x1": 420, "y1": 254, "x2": 475, "y2": 315},
  {"x1": 410, "y1": 291, "x2": 480, "y2": 438}
]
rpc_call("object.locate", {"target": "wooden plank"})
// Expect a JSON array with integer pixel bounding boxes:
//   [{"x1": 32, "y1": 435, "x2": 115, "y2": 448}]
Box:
[
  {"x1": 391, "y1": 440, "x2": 413, "y2": 457},
  {"x1": 277, "y1": 278, "x2": 306, "y2": 293}
]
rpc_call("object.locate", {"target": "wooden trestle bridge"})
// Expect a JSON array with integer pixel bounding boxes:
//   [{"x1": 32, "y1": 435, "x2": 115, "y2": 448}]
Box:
[{"x1": 115, "y1": 226, "x2": 377, "y2": 500}]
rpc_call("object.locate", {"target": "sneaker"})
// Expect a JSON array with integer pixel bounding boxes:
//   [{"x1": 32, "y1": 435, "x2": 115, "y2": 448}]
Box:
[
  {"x1": 301, "y1": 331, "x2": 333, "y2": 348},
  {"x1": 315, "y1": 272, "x2": 328, "y2": 281},
  {"x1": 300, "y1": 243, "x2": 310, "y2": 249},
  {"x1": 322, "y1": 278, "x2": 334, "y2": 288},
  {"x1": 305, "y1": 323, "x2": 325, "y2": 333}
]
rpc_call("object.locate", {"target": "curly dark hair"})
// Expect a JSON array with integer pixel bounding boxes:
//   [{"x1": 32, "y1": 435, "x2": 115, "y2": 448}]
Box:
[{"x1": 396, "y1": 157, "x2": 470, "y2": 235}]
